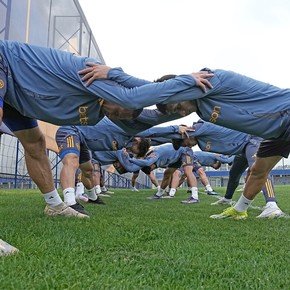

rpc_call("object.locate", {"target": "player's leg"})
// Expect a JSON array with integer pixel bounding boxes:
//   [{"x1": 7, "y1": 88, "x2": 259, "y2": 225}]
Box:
[
  {"x1": 149, "y1": 166, "x2": 174, "y2": 199},
  {"x1": 14, "y1": 126, "x2": 87, "y2": 218},
  {"x1": 80, "y1": 160, "x2": 105, "y2": 205},
  {"x1": 56, "y1": 127, "x2": 89, "y2": 216},
  {"x1": 181, "y1": 164, "x2": 199, "y2": 204},
  {"x1": 197, "y1": 167, "x2": 218, "y2": 195},
  {"x1": 243, "y1": 142, "x2": 284, "y2": 218},
  {"x1": 168, "y1": 169, "x2": 181, "y2": 197},
  {"x1": 211, "y1": 139, "x2": 289, "y2": 219},
  {"x1": 211, "y1": 154, "x2": 248, "y2": 205},
  {"x1": 149, "y1": 171, "x2": 159, "y2": 189},
  {"x1": 131, "y1": 171, "x2": 140, "y2": 191}
]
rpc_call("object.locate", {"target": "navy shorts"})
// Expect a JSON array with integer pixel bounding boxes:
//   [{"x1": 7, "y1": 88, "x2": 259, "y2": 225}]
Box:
[
  {"x1": 256, "y1": 139, "x2": 290, "y2": 158},
  {"x1": 55, "y1": 126, "x2": 91, "y2": 164},
  {"x1": 3, "y1": 103, "x2": 38, "y2": 132}
]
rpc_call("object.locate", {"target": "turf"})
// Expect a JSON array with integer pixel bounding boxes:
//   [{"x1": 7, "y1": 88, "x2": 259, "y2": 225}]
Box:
[{"x1": 0, "y1": 186, "x2": 289, "y2": 289}]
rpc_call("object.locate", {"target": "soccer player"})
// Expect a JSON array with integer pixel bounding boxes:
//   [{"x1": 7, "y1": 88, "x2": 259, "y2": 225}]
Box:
[
  {"x1": 131, "y1": 170, "x2": 160, "y2": 192},
  {"x1": 55, "y1": 112, "x2": 190, "y2": 214},
  {"x1": 117, "y1": 143, "x2": 200, "y2": 203},
  {"x1": 0, "y1": 40, "x2": 212, "y2": 218},
  {"x1": 86, "y1": 66, "x2": 290, "y2": 219},
  {"x1": 168, "y1": 151, "x2": 234, "y2": 197},
  {"x1": 169, "y1": 120, "x2": 284, "y2": 218}
]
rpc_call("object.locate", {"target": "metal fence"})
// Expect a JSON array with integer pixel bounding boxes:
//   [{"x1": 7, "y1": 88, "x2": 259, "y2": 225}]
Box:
[{"x1": 0, "y1": 0, "x2": 151, "y2": 190}]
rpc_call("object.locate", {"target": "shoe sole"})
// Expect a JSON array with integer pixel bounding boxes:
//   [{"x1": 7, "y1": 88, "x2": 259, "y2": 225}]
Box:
[
  {"x1": 210, "y1": 214, "x2": 247, "y2": 220},
  {"x1": 44, "y1": 208, "x2": 89, "y2": 218}
]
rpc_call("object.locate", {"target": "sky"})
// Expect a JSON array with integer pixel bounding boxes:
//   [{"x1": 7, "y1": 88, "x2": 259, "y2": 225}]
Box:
[{"x1": 79, "y1": 0, "x2": 290, "y2": 163}]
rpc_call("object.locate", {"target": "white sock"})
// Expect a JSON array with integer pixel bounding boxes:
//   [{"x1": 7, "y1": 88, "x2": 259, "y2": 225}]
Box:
[
  {"x1": 75, "y1": 182, "x2": 84, "y2": 197},
  {"x1": 95, "y1": 185, "x2": 102, "y2": 194},
  {"x1": 169, "y1": 188, "x2": 176, "y2": 197},
  {"x1": 63, "y1": 187, "x2": 76, "y2": 206},
  {"x1": 223, "y1": 197, "x2": 232, "y2": 201},
  {"x1": 234, "y1": 194, "x2": 253, "y2": 212},
  {"x1": 157, "y1": 185, "x2": 161, "y2": 191},
  {"x1": 205, "y1": 184, "x2": 213, "y2": 192},
  {"x1": 156, "y1": 188, "x2": 165, "y2": 197},
  {"x1": 44, "y1": 189, "x2": 62, "y2": 207},
  {"x1": 85, "y1": 187, "x2": 97, "y2": 200},
  {"x1": 190, "y1": 187, "x2": 199, "y2": 200},
  {"x1": 266, "y1": 201, "x2": 278, "y2": 209}
]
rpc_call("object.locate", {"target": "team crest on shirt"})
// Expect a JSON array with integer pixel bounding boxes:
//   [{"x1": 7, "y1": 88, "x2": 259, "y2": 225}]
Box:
[
  {"x1": 209, "y1": 106, "x2": 221, "y2": 123},
  {"x1": 205, "y1": 141, "x2": 211, "y2": 151},
  {"x1": 112, "y1": 140, "x2": 118, "y2": 151},
  {"x1": 0, "y1": 79, "x2": 4, "y2": 89}
]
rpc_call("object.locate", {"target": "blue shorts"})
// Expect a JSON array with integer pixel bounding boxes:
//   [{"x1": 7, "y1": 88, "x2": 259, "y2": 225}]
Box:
[
  {"x1": 3, "y1": 103, "x2": 38, "y2": 132},
  {"x1": 55, "y1": 126, "x2": 91, "y2": 164}
]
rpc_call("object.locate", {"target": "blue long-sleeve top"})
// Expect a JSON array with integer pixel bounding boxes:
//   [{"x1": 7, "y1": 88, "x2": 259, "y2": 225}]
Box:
[
  {"x1": 0, "y1": 40, "x2": 197, "y2": 125},
  {"x1": 117, "y1": 143, "x2": 194, "y2": 172},
  {"x1": 193, "y1": 151, "x2": 234, "y2": 166},
  {"x1": 109, "y1": 68, "x2": 290, "y2": 140}
]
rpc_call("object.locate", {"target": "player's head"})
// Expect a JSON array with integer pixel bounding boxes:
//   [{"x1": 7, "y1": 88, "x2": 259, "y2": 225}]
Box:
[
  {"x1": 172, "y1": 136, "x2": 198, "y2": 150},
  {"x1": 102, "y1": 101, "x2": 142, "y2": 120},
  {"x1": 155, "y1": 74, "x2": 197, "y2": 116},
  {"x1": 129, "y1": 137, "x2": 151, "y2": 157}
]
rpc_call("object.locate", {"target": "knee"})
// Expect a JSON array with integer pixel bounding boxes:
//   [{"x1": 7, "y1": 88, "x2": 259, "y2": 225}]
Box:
[
  {"x1": 24, "y1": 132, "x2": 47, "y2": 158},
  {"x1": 62, "y1": 154, "x2": 80, "y2": 170}
]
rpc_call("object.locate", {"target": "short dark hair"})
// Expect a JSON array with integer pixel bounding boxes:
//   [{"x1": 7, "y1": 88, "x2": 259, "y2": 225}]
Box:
[
  {"x1": 132, "y1": 109, "x2": 143, "y2": 119},
  {"x1": 154, "y1": 74, "x2": 177, "y2": 83},
  {"x1": 137, "y1": 138, "x2": 151, "y2": 158},
  {"x1": 171, "y1": 139, "x2": 184, "y2": 150},
  {"x1": 155, "y1": 74, "x2": 177, "y2": 114}
]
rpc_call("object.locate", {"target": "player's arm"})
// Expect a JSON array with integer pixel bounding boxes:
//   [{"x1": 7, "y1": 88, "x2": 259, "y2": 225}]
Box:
[
  {"x1": 115, "y1": 149, "x2": 143, "y2": 172},
  {"x1": 79, "y1": 65, "x2": 214, "y2": 109},
  {"x1": 137, "y1": 125, "x2": 193, "y2": 139}
]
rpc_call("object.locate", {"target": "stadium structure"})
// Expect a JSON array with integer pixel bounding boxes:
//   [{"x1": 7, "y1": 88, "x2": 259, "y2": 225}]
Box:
[
  {"x1": 1, "y1": 0, "x2": 290, "y2": 190},
  {"x1": 0, "y1": 0, "x2": 151, "y2": 189}
]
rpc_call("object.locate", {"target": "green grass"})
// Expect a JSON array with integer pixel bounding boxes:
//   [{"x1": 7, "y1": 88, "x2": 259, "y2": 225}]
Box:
[{"x1": 0, "y1": 186, "x2": 289, "y2": 290}]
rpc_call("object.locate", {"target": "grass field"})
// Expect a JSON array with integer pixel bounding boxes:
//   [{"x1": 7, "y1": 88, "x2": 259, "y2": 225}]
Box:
[{"x1": 0, "y1": 186, "x2": 289, "y2": 289}]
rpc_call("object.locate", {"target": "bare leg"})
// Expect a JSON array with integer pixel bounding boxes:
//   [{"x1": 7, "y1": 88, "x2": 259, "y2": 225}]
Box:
[
  {"x1": 79, "y1": 161, "x2": 95, "y2": 190},
  {"x1": 60, "y1": 153, "x2": 79, "y2": 190},
  {"x1": 14, "y1": 127, "x2": 54, "y2": 193},
  {"x1": 243, "y1": 156, "x2": 282, "y2": 200}
]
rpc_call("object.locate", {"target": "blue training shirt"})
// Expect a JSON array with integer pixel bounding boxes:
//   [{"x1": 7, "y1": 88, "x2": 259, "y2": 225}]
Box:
[
  {"x1": 109, "y1": 68, "x2": 290, "y2": 140},
  {"x1": 0, "y1": 40, "x2": 196, "y2": 125}
]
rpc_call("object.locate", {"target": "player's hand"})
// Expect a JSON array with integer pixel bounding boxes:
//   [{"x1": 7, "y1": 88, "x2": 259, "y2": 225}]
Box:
[
  {"x1": 178, "y1": 125, "x2": 195, "y2": 138},
  {"x1": 78, "y1": 63, "x2": 112, "y2": 86},
  {"x1": 190, "y1": 71, "x2": 214, "y2": 93}
]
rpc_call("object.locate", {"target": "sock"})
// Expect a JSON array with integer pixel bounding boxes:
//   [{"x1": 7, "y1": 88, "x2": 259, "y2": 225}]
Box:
[
  {"x1": 266, "y1": 201, "x2": 278, "y2": 209},
  {"x1": 223, "y1": 197, "x2": 232, "y2": 202},
  {"x1": 95, "y1": 185, "x2": 102, "y2": 194},
  {"x1": 43, "y1": 189, "x2": 62, "y2": 207},
  {"x1": 205, "y1": 184, "x2": 213, "y2": 192},
  {"x1": 169, "y1": 188, "x2": 176, "y2": 197},
  {"x1": 234, "y1": 194, "x2": 253, "y2": 212},
  {"x1": 156, "y1": 187, "x2": 165, "y2": 197},
  {"x1": 63, "y1": 187, "x2": 76, "y2": 206},
  {"x1": 85, "y1": 187, "x2": 97, "y2": 201},
  {"x1": 101, "y1": 186, "x2": 107, "y2": 192},
  {"x1": 190, "y1": 187, "x2": 198, "y2": 200},
  {"x1": 75, "y1": 182, "x2": 84, "y2": 197},
  {"x1": 157, "y1": 185, "x2": 161, "y2": 191},
  {"x1": 262, "y1": 179, "x2": 276, "y2": 202}
]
